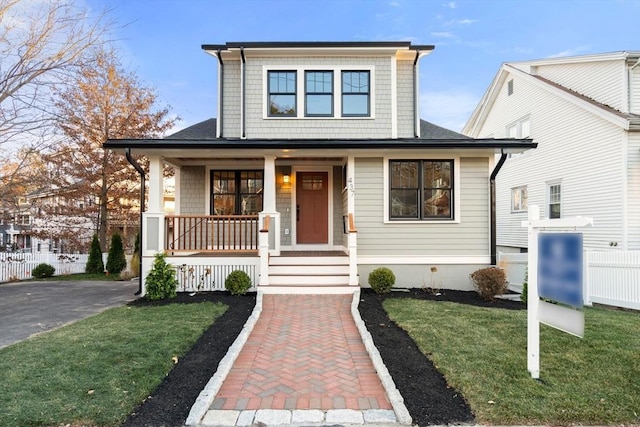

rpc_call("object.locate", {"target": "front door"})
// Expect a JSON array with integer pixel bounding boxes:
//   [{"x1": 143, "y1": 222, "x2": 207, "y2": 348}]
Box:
[{"x1": 296, "y1": 171, "x2": 328, "y2": 244}]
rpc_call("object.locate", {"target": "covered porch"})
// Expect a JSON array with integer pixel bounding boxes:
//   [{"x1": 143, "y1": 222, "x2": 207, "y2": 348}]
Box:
[{"x1": 141, "y1": 152, "x2": 359, "y2": 293}]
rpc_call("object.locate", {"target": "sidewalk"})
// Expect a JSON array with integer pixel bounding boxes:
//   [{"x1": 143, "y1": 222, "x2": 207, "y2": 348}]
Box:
[{"x1": 187, "y1": 292, "x2": 409, "y2": 426}]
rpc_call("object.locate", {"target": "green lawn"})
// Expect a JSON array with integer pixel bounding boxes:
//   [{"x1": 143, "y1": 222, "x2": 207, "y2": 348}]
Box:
[
  {"x1": 384, "y1": 299, "x2": 640, "y2": 425},
  {"x1": 0, "y1": 302, "x2": 227, "y2": 427}
]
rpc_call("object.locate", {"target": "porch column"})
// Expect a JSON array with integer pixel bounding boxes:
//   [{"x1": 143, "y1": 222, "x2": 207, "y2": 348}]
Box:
[
  {"x1": 263, "y1": 155, "x2": 276, "y2": 212},
  {"x1": 141, "y1": 156, "x2": 166, "y2": 294},
  {"x1": 148, "y1": 156, "x2": 164, "y2": 213},
  {"x1": 347, "y1": 155, "x2": 358, "y2": 286}
]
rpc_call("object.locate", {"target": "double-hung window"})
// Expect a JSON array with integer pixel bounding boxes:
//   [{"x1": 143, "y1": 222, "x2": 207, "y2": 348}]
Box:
[
  {"x1": 548, "y1": 183, "x2": 561, "y2": 219},
  {"x1": 511, "y1": 186, "x2": 528, "y2": 212},
  {"x1": 268, "y1": 71, "x2": 296, "y2": 116},
  {"x1": 342, "y1": 71, "x2": 370, "y2": 116},
  {"x1": 389, "y1": 160, "x2": 453, "y2": 220},
  {"x1": 211, "y1": 171, "x2": 263, "y2": 215},
  {"x1": 305, "y1": 71, "x2": 333, "y2": 116}
]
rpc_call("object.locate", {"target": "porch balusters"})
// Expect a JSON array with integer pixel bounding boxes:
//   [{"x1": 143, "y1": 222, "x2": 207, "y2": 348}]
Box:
[{"x1": 164, "y1": 215, "x2": 259, "y2": 253}]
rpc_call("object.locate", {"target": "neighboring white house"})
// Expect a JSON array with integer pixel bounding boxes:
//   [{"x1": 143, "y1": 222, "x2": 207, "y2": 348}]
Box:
[
  {"x1": 463, "y1": 51, "x2": 640, "y2": 252},
  {"x1": 105, "y1": 41, "x2": 534, "y2": 295}
]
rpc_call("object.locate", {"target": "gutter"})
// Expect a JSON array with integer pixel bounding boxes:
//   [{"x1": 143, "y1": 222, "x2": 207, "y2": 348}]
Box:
[
  {"x1": 240, "y1": 47, "x2": 246, "y2": 139},
  {"x1": 413, "y1": 49, "x2": 420, "y2": 137},
  {"x1": 489, "y1": 149, "x2": 508, "y2": 266},
  {"x1": 125, "y1": 148, "x2": 145, "y2": 296},
  {"x1": 215, "y1": 49, "x2": 224, "y2": 137}
]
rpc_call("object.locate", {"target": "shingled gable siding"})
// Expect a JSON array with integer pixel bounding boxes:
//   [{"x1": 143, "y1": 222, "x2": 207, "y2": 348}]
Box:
[
  {"x1": 396, "y1": 60, "x2": 415, "y2": 138},
  {"x1": 180, "y1": 166, "x2": 206, "y2": 214},
  {"x1": 221, "y1": 56, "x2": 394, "y2": 139},
  {"x1": 354, "y1": 156, "x2": 490, "y2": 256}
]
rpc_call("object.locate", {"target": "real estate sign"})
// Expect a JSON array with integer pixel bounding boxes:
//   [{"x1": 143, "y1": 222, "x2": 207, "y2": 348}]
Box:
[{"x1": 538, "y1": 232, "x2": 583, "y2": 308}]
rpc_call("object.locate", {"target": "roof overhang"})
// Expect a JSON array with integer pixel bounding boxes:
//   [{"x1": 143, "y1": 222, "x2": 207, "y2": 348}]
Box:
[
  {"x1": 202, "y1": 41, "x2": 435, "y2": 61},
  {"x1": 104, "y1": 138, "x2": 536, "y2": 164}
]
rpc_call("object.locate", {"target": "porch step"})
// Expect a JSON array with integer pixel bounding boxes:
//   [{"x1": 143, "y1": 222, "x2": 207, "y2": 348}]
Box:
[{"x1": 267, "y1": 255, "x2": 351, "y2": 287}]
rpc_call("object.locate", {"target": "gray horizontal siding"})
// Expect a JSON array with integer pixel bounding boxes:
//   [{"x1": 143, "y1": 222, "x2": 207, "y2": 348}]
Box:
[{"x1": 354, "y1": 156, "x2": 489, "y2": 256}]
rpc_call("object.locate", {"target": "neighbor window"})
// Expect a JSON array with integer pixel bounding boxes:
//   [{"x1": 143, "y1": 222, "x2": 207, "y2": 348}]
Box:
[
  {"x1": 268, "y1": 71, "x2": 296, "y2": 116},
  {"x1": 211, "y1": 170, "x2": 263, "y2": 215},
  {"x1": 389, "y1": 160, "x2": 453, "y2": 220},
  {"x1": 305, "y1": 71, "x2": 333, "y2": 116},
  {"x1": 508, "y1": 79, "x2": 514, "y2": 95},
  {"x1": 548, "y1": 183, "x2": 561, "y2": 219},
  {"x1": 506, "y1": 116, "x2": 531, "y2": 138},
  {"x1": 342, "y1": 71, "x2": 370, "y2": 116},
  {"x1": 511, "y1": 186, "x2": 528, "y2": 212}
]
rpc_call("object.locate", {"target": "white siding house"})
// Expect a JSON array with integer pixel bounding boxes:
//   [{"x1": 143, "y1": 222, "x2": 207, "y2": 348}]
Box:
[
  {"x1": 463, "y1": 51, "x2": 640, "y2": 252},
  {"x1": 105, "y1": 41, "x2": 534, "y2": 295}
]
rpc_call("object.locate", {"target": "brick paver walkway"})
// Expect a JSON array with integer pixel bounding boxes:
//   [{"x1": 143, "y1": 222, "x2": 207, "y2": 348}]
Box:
[{"x1": 210, "y1": 294, "x2": 391, "y2": 412}]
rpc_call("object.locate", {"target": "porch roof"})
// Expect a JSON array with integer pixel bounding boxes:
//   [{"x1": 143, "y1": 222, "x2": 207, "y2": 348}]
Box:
[{"x1": 104, "y1": 118, "x2": 536, "y2": 155}]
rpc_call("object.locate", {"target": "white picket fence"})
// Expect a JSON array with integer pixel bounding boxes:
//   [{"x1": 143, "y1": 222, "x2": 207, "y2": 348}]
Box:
[
  {"x1": 498, "y1": 250, "x2": 640, "y2": 310},
  {"x1": 0, "y1": 253, "x2": 89, "y2": 282}
]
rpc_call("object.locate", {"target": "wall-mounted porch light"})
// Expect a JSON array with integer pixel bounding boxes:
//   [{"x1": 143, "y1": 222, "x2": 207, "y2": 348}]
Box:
[{"x1": 283, "y1": 174, "x2": 290, "y2": 184}]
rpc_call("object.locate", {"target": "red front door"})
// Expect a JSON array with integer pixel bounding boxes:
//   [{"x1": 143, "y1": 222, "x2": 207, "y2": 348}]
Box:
[{"x1": 296, "y1": 172, "x2": 328, "y2": 244}]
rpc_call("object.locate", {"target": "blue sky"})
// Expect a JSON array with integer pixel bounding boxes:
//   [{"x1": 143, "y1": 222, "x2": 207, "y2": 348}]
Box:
[{"x1": 92, "y1": 0, "x2": 640, "y2": 133}]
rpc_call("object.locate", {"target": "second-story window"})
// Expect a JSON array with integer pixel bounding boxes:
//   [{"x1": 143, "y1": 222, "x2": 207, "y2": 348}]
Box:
[
  {"x1": 268, "y1": 71, "x2": 296, "y2": 117},
  {"x1": 342, "y1": 71, "x2": 370, "y2": 117},
  {"x1": 305, "y1": 71, "x2": 333, "y2": 117}
]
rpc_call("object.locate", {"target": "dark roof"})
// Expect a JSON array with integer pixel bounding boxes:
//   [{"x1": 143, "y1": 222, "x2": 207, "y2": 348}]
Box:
[
  {"x1": 166, "y1": 118, "x2": 217, "y2": 139},
  {"x1": 202, "y1": 41, "x2": 434, "y2": 51},
  {"x1": 164, "y1": 118, "x2": 465, "y2": 141}
]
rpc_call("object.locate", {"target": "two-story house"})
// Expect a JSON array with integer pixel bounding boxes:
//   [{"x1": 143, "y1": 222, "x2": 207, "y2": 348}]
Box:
[
  {"x1": 463, "y1": 51, "x2": 640, "y2": 252},
  {"x1": 104, "y1": 41, "x2": 534, "y2": 294}
]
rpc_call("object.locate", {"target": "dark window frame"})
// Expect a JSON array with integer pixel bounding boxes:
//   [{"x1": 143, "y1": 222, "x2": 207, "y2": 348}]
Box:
[
  {"x1": 305, "y1": 70, "x2": 333, "y2": 117},
  {"x1": 267, "y1": 70, "x2": 297, "y2": 117},
  {"x1": 341, "y1": 70, "x2": 370, "y2": 117},
  {"x1": 389, "y1": 160, "x2": 454, "y2": 220},
  {"x1": 210, "y1": 170, "x2": 264, "y2": 215}
]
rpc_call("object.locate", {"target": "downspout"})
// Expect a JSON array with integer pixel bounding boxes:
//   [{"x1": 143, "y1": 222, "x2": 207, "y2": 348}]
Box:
[
  {"x1": 215, "y1": 49, "x2": 224, "y2": 137},
  {"x1": 413, "y1": 49, "x2": 420, "y2": 137},
  {"x1": 490, "y1": 149, "x2": 508, "y2": 266},
  {"x1": 125, "y1": 148, "x2": 145, "y2": 295},
  {"x1": 240, "y1": 47, "x2": 246, "y2": 139}
]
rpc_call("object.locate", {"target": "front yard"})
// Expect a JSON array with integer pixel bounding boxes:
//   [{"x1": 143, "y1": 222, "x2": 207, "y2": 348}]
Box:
[
  {"x1": 0, "y1": 302, "x2": 227, "y2": 427},
  {"x1": 384, "y1": 298, "x2": 640, "y2": 425}
]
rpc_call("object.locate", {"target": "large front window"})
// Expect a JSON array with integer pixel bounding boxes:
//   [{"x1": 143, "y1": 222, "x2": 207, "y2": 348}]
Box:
[
  {"x1": 389, "y1": 160, "x2": 453, "y2": 220},
  {"x1": 211, "y1": 171, "x2": 263, "y2": 215},
  {"x1": 268, "y1": 71, "x2": 296, "y2": 116}
]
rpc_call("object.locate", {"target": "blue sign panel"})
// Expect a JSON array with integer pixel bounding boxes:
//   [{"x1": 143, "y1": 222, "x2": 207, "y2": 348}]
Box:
[{"x1": 538, "y1": 233, "x2": 583, "y2": 308}]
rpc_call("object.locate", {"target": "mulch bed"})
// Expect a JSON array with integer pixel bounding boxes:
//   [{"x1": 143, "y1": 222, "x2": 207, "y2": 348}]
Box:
[{"x1": 121, "y1": 289, "x2": 524, "y2": 427}]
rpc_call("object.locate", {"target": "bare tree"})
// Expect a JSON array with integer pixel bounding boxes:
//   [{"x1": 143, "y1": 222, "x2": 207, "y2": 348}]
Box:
[
  {"x1": 42, "y1": 46, "x2": 177, "y2": 250},
  {"x1": 0, "y1": 0, "x2": 107, "y2": 204}
]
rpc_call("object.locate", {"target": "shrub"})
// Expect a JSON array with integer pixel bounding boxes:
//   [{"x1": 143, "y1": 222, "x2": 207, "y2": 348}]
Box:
[
  {"x1": 130, "y1": 252, "x2": 140, "y2": 277},
  {"x1": 32, "y1": 263, "x2": 55, "y2": 279},
  {"x1": 106, "y1": 233, "x2": 127, "y2": 275},
  {"x1": 368, "y1": 267, "x2": 396, "y2": 294},
  {"x1": 145, "y1": 253, "x2": 178, "y2": 300},
  {"x1": 85, "y1": 234, "x2": 104, "y2": 274},
  {"x1": 225, "y1": 270, "x2": 252, "y2": 295},
  {"x1": 520, "y1": 267, "x2": 528, "y2": 303},
  {"x1": 470, "y1": 267, "x2": 508, "y2": 301}
]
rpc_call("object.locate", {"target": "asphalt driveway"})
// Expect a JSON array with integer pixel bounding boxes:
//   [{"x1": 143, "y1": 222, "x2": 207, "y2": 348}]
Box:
[{"x1": 0, "y1": 280, "x2": 138, "y2": 349}]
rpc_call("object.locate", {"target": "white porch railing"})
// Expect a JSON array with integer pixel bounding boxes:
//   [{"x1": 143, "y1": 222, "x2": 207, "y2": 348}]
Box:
[
  {"x1": 165, "y1": 215, "x2": 260, "y2": 253},
  {"x1": 498, "y1": 250, "x2": 640, "y2": 310},
  {"x1": 0, "y1": 253, "x2": 89, "y2": 283}
]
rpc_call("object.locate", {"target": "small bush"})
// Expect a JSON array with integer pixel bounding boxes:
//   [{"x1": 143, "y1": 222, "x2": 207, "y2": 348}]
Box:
[
  {"x1": 130, "y1": 252, "x2": 140, "y2": 277},
  {"x1": 368, "y1": 267, "x2": 396, "y2": 294},
  {"x1": 119, "y1": 270, "x2": 136, "y2": 281},
  {"x1": 145, "y1": 253, "x2": 178, "y2": 300},
  {"x1": 520, "y1": 267, "x2": 528, "y2": 303},
  {"x1": 106, "y1": 233, "x2": 127, "y2": 275},
  {"x1": 225, "y1": 270, "x2": 252, "y2": 295},
  {"x1": 470, "y1": 267, "x2": 508, "y2": 301},
  {"x1": 85, "y1": 234, "x2": 104, "y2": 274},
  {"x1": 32, "y1": 263, "x2": 55, "y2": 279}
]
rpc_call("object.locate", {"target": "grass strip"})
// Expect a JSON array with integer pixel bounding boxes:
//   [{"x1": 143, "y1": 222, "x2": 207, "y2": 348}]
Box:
[
  {"x1": 0, "y1": 301, "x2": 226, "y2": 427},
  {"x1": 384, "y1": 299, "x2": 640, "y2": 425}
]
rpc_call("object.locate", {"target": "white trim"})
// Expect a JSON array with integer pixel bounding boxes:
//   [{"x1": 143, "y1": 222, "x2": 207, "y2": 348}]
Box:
[
  {"x1": 358, "y1": 255, "x2": 491, "y2": 264},
  {"x1": 291, "y1": 166, "x2": 334, "y2": 250},
  {"x1": 621, "y1": 132, "x2": 629, "y2": 249},
  {"x1": 390, "y1": 55, "x2": 398, "y2": 138},
  {"x1": 262, "y1": 65, "x2": 376, "y2": 120},
  {"x1": 382, "y1": 155, "x2": 461, "y2": 224}
]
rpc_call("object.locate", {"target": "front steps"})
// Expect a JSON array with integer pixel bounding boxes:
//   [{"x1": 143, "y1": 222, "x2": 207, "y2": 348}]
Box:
[{"x1": 261, "y1": 253, "x2": 358, "y2": 294}]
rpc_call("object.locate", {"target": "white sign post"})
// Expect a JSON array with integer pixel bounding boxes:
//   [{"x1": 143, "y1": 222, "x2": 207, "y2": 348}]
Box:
[{"x1": 522, "y1": 205, "x2": 593, "y2": 379}]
